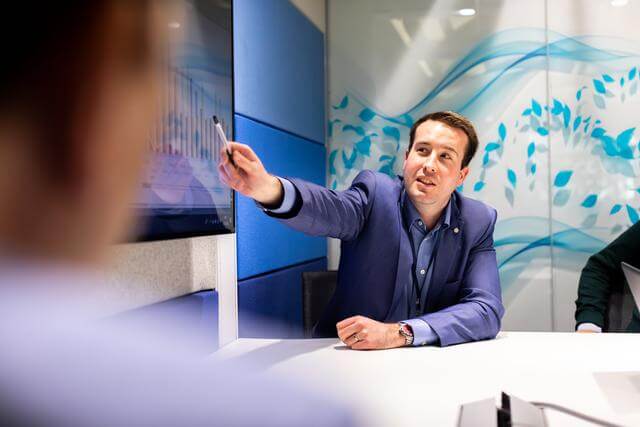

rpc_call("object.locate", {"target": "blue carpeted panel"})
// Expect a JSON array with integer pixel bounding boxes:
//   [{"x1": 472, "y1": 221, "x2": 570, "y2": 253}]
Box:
[
  {"x1": 233, "y1": 0, "x2": 325, "y2": 144},
  {"x1": 235, "y1": 114, "x2": 327, "y2": 279},
  {"x1": 114, "y1": 290, "x2": 219, "y2": 353},
  {"x1": 239, "y1": 258, "x2": 327, "y2": 338}
]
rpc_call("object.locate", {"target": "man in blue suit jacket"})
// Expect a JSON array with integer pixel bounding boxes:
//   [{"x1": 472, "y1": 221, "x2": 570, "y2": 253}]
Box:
[{"x1": 219, "y1": 111, "x2": 504, "y2": 349}]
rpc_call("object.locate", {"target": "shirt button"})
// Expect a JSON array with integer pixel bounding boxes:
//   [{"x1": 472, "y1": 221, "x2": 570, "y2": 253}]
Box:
[
  {"x1": 418, "y1": 220, "x2": 423, "y2": 227},
  {"x1": 420, "y1": 269, "x2": 426, "y2": 275}
]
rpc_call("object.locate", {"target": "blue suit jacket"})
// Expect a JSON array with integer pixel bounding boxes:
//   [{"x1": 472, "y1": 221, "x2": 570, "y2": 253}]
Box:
[{"x1": 267, "y1": 170, "x2": 504, "y2": 346}]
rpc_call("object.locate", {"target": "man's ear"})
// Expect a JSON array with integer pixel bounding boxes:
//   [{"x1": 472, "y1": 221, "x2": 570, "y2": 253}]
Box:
[
  {"x1": 457, "y1": 166, "x2": 470, "y2": 186},
  {"x1": 405, "y1": 149, "x2": 409, "y2": 160}
]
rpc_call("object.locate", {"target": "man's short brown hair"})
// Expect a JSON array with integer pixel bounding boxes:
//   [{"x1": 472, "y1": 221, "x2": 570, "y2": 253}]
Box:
[{"x1": 408, "y1": 111, "x2": 479, "y2": 168}]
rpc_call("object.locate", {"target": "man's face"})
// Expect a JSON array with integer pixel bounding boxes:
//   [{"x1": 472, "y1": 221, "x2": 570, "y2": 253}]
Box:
[{"x1": 402, "y1": 120, "x2": 470, "y2": 209}]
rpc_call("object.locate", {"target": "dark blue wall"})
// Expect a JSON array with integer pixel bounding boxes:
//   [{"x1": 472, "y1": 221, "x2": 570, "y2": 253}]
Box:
[{"x1": 234, "y1": 0, "x2": 326, "y2": 338}]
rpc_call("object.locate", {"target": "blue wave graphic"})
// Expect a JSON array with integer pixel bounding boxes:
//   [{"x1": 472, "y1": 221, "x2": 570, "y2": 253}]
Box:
[{"x1": 495, "y1": 217, "x2": 607, "y2": 297}]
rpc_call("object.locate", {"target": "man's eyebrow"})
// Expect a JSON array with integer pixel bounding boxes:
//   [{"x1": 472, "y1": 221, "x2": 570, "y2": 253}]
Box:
[
  {"x1": 440, "y1": 144, "x2": 459, "y2": 155},
  {"x1": 416, "y1": 141, "x2": 459, "y2": 156}
]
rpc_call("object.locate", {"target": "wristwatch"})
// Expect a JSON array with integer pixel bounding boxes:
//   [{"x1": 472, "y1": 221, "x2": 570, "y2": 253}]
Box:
[{"x1": 398, "y1": 323, "x2": 414, "y2": 346}]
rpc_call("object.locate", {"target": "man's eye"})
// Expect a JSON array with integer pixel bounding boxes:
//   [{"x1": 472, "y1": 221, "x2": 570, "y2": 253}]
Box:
[{"x1": 441, "y1": 153, "x2": 451, "y2": 159}]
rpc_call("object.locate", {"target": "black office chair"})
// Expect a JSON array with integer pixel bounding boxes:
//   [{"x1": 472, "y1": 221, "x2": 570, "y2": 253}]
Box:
[
  {"x1": 605, "y1": 281, "x2": 635, "y2": 332},
  {"x1": 301, "y1": 271, "x2": 337, "y2": 338}
]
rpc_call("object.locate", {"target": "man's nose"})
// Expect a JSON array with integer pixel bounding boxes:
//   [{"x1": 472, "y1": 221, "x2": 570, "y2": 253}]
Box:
[{"x1": 423, "y1": 155, "x2": 437, "y2": 173}]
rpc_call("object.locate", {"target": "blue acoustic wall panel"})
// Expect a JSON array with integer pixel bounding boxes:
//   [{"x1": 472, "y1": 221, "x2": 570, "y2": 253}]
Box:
[
  {"x1": 239, "y1": 258, "x2": 327, "y2": 338},
  {"x1": 235, "y1": 114, "x2": 327, "y2": 279},
  {"x1": 233, "y1": 0, "x2": 325, "y2": 144}
]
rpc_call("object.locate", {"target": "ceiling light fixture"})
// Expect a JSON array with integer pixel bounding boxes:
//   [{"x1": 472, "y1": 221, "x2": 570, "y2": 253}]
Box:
[{"x1": 457, "y1": 8, "x2": 476, "y2": 16}]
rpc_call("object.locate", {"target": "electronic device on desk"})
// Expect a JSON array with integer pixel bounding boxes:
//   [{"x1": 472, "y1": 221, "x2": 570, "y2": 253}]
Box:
[
  {"x1": 457, "y1": 392, "x2": 621, "y2": 427},
  {"x1": 621, "y1": 261, "x2": 640, "y2": 309},
  {"x1": 133, "y1": 0, "x2": 234, "y2": 241}
]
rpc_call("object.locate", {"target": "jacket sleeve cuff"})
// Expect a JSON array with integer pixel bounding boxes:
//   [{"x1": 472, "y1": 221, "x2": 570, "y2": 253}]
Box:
[
  {"x1": 401, "y1": 318, "x2": 439, "y2": 346},
  {"x1": 576, "y1": 322, "x2": 602, "y2": 333},
  {"x1": 259, "y1": 177, "x2": 296, "y2": 214}
]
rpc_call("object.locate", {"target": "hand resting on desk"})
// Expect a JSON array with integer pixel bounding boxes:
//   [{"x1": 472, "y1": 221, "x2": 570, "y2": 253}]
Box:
[{"x1": 337, "y1": 316, "x2": 405, "y2": 350}]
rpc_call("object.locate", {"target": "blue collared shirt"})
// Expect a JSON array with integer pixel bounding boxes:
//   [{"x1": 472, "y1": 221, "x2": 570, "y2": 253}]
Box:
[
  {"x1": 395, "y1": 191, "x2": 451, "y2": 346},
  {"x1": 267, "y1": 178, "x2": 450, "y2": 346}
]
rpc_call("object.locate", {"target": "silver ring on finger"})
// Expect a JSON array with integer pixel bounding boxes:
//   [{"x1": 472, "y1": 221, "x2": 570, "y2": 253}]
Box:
[{"x1": 353, "y1": 334, "x2": 360, "y2": 343}]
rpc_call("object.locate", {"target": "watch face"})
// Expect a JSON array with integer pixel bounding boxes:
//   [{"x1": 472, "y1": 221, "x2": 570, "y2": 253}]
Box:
[{"x1": 400, "y1": 324, "x2": 413, "y2": 337}]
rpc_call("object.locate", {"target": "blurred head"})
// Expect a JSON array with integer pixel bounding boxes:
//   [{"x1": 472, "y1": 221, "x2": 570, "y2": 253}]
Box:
[
  {"x1": 403, "y1": 111, "x2": 478, "y2": 209},
  {"x1": 0, "y1": 1, "x2": 168, "y2": 265}
]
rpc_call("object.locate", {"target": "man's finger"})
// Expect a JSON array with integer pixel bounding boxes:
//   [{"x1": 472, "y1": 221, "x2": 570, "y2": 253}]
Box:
[
  {"x1": 232, "y1": 150, "x2": 253, "y2": 171},
  {"x1": 217, "y1": 164, "x2": 231, "y2": 185},
  {"x1": 229, "y1": 142, "x2": 259, "y2": 161},
  {"x1": 336, "y1": 316, "x2": 359, "y2": 330},
  {"x1": 337, "y1": 323, "x2": 361, "y2": 342},
  {"x1": 350, "y1": 338, "x2": 369, "y2": 350},
  {"x1": 222, "y1": 157, "x2": 243, "y2": 182}
]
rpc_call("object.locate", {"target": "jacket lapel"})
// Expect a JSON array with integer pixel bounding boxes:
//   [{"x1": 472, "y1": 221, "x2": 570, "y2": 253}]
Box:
[
  {"x1": 425, "y1": 194, "x2": 463, "y2": 312},
  {"x1": 383, "y1": 191, "x2": 413, "y2": 321}
]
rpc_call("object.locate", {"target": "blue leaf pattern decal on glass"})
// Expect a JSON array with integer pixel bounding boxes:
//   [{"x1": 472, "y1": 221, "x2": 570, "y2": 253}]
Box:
[
  {"x1": 581, "y1": 214, "x2": 598, "y2": 228},
  {"x1": 355, "y1": 136, "x2": 371, "y2": 156},
  {"x1": 537, "y1": 127, "x2": 548, "y2": 136},
  {"x1": 486, "y1": 142, "x2": 501, "y2": 152},
  {"x1": 602, "y1": 74, "x2": 614, "y2": 83},
  {"x1": 382, "y1": 126, "x2": 400, "y2": 142},
  {"x1": 610, "y1": 204, "x2": 622, "y2": 215},
  {"x1": 474, "y1": 181, "x2": 485, "y2": 192},
  {"x1": 499, "y1": 123, "x2": 506, "y2": 141},
  {"x1": 527, "y1": 142, "x2": 535, "y2": 158},
  {"x1": 553, "y1": 189, "x2": 571, "y2": 206},
  {"x1": 616, "y1": 127, "x2": 635, "y2": 147},
  {"x1": 359, "y1": 108, "x2": 375, "y2": 122},
  {"x1": 573, "y1": 116, "x2": 582, "y2": 132},
  {"x1": 627, "y1": 205, "x2": 639, "y2": 224},
  {"x1": 341, "y1": 149, "x2": 357, "y2": 169},
  {"x1": 581, "y1": 194, "x2": 597, "y2": 208},
  {"x1": 507, "y1": 169, "x2": 517, "y2": 188},
  {"x1": 505, "y1": 187, "x2": 514, "y2": 207},
  {"x1": 329, "y1": 150, "x2": 338, "y2": 175},
  {"x1": 554, "y1": 170, "x2": 573, "y2": 187},
  {"x1": 332, "y1": 96, "x2": 349, "y2": 110},
  {"x1": 562, "y1": 106, "x2": 571, "y2": 128},
  {"x1": 629, "y1": 67, "x2": 637, "y2": 80},
  {"x1": 342, "y1": 124, "x2": 365, "y2": 136},
  {"x1": 593, "y1": 79, "x2": 607, "y2": 94},
  {"x1": 532, "y1": 100, "x2": 542, "y2": 116}
]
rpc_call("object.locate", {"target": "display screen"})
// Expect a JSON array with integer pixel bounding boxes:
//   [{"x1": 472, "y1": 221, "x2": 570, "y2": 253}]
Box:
[{"x1": 134, "y1": 0, "x2": 234, "y2": 241}]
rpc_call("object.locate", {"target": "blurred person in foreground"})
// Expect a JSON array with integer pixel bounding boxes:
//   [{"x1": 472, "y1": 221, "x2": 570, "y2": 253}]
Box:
[{"x1": 0, "y1": 2, "x2": 355, "y2": 426}]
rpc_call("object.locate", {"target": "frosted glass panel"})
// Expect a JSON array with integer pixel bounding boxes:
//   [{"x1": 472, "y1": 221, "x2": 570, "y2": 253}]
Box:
[{"x1": 328, "y1": 0, "x2": 640, "y2": 331}]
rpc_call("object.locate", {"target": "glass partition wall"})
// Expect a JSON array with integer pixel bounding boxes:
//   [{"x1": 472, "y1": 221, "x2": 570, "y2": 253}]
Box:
[{"x1": 328, "y1": 0, "x2": 640, "y2": 331}]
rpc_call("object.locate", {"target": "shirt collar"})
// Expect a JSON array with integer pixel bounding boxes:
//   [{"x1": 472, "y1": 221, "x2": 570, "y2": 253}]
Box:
[{"x1": 402, "y1": 191, "x2": 452, "y2": 232}]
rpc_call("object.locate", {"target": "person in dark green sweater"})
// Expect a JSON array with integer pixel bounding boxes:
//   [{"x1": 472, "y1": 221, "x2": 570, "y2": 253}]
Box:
[{"x1": 575, "y1": 221, "x2": 640, "y2": 332}]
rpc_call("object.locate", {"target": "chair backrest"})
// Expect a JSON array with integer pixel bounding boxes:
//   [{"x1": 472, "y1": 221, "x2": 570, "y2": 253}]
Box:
[
  {"x1": 606, "y1": 281, "x2": 635, "y2": 332},
  {"x1": 301, "y1": 271, "x2": 338, "y2": 338}
]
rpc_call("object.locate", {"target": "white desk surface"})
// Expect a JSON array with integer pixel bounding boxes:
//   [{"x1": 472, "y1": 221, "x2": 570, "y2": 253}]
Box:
[{"x1": 214, "y1": 332, "x2": 640, "y2": 426}]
